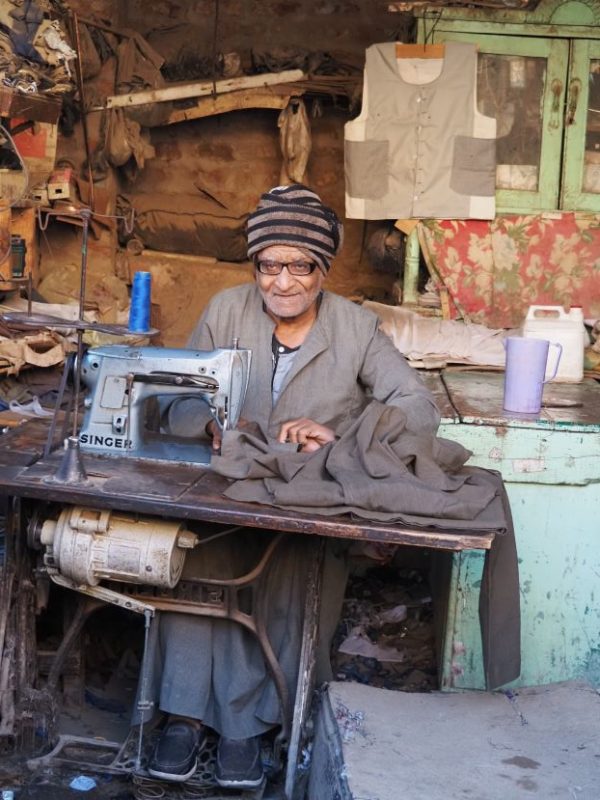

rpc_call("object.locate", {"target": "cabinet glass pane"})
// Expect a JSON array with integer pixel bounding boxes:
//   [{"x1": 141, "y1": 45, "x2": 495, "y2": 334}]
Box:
[
  {"x1": 476, "y1": 54, "x2": 546, "y2": 192},
  {"x1": 583, "y1": 59, "x2": 600, "y2": 194}
]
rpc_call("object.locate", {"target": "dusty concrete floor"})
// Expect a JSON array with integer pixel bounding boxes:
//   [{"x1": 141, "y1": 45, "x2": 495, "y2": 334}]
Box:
[
  {"x1": 4, "y1": 681, "x2": 598, "y2": 798},
  {"x1": 328, "y1": 680, "x2": 600, "y2": 800}
]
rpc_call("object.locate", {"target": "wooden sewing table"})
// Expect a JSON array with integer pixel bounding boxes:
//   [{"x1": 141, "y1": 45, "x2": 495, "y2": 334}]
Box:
[{"x1": 0, "y1": 408, "x2": 496, "y2": 798}]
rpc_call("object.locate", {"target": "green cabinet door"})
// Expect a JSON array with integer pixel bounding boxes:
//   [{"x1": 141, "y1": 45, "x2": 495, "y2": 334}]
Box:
[
  {"x1": 431, "y1": 31, "x2": 569, "y2": 213},
  {"x1": 561, "y1": 39, "x2": 600, "y2": 211}
]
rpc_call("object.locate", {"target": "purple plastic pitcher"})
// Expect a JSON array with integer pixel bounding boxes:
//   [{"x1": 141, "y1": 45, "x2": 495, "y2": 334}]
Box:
[{"x1": 503, "y1": 337, "x2": 562, "y2": 414}]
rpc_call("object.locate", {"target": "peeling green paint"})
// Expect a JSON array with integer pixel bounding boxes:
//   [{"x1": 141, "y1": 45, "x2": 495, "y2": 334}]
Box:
[
  {"x1": 439, "y1": 478, "x2": 600, "y2": 690},
  {"x1": 432, "y1": 372, "x2": 600, "y2": 690}
]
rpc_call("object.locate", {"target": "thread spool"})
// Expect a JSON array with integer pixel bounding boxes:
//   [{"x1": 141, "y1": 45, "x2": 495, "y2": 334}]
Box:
[{"x1": 128, "y1": 271, "x2": 152, "y2": 333}]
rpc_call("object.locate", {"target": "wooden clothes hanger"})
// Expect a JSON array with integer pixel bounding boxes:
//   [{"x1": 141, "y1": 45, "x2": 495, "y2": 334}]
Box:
[
  {"x1": 395, "y1": 7, "x2": 445, "y2": 60},
  {"x1": 395, "y1": 43, "x2": 445, "y2": 59}
]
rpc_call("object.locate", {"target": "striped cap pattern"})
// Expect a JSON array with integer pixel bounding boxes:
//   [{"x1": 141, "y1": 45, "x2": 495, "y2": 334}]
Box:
[{"x1": 247, "y1": 184, "x2": 343, "y2": 273}]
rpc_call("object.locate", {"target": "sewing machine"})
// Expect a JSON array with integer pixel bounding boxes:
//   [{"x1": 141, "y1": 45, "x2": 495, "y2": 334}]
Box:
[{"x1": 79, "y1": 343, "x2": 251, "y2": 466}]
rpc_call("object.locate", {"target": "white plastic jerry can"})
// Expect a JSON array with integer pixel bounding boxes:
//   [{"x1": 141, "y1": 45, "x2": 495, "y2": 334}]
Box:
[{"x1": 522, "y1": 305, "x2": 588, "y2": 383}]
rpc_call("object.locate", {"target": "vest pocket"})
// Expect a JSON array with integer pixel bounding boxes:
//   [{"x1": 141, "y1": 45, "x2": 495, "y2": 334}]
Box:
[
  {"x1": 345, "y1": 140, "x2": 389, "y2": 199},
  {"x1": 450, "y1": 136, "x2": 496, "y2": 197}
]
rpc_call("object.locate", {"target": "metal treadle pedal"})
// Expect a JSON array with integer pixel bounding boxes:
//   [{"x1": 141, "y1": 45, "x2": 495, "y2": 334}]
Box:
[
  {"x1": 26, "y1": 726, "x2": 270, "y2": 799},
  {"x1": 26, "y1": 734, "x2": 123, "y2": 772}
]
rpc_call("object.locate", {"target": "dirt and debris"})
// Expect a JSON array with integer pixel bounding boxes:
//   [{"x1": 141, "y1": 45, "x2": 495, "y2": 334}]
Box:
[
  {"x1": 332, "y1": 560, "x2": 437, "y2": 693},
  {"x1": 333, "y1": 702, "x2": 367, "y2": 744}
]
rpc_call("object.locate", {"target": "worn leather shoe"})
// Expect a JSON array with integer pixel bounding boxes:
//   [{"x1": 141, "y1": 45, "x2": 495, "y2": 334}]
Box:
[
  {"x1": 215, "y1": 735, "x2": 264, "y2": 789},
  {"x1": 148, "y1": 720, "x2": 205, "y2": 782}
]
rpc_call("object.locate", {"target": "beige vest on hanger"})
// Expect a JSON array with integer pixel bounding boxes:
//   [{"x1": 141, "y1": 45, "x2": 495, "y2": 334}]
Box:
[{"x1": 345, "y1": 41, "x2": 496, "y2": 220}]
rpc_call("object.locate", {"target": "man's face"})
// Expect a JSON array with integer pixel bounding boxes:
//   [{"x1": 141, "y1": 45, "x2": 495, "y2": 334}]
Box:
[{"x1": 254, "y1": 244, "x2": 324, "y2": 320}]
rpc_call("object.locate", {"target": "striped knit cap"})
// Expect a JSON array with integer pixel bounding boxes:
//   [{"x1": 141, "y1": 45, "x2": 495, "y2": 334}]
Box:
[{"x1": 247, "y1": 184, "x2": 343, "y2": 273}]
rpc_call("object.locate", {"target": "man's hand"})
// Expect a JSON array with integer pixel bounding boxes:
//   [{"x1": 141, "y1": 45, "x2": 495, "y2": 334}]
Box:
[
  {"x1": 205, "y1": 419, "x2": 222, "y2": 452},
  {"x1": 278, "y1": 418, "x2": 335, "y2": 453}
]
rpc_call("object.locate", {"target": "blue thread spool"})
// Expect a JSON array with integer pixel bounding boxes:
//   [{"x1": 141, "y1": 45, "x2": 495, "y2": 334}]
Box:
[{"x1": 129, "y1": 271, "x2": 152, "y2": 333}]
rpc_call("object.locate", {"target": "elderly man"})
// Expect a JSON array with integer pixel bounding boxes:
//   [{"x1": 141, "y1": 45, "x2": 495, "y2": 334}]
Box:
[{"x1": 146, "y1": 184, "x2": 440, "y2": 789}]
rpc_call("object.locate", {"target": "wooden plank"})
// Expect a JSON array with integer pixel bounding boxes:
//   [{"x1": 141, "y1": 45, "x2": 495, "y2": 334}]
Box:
[
  {"x1": 443, "y1": 370, "x2": 600, "y2": 431},
  {"x1": 395, "y1": 43, "x2": 445, "y2": 58},
  {"x1": 0, "y1": 418, "x2": 499, "y2": 551},
  {"x1": 166, "y1": 88, "x2": 300, "y2": 125},
  {"x1": 0, "y1": 87, "x2": 61, "y2": 124},
  {"x1": 0, "y1": 446, "x2": 494, "y2": 552},
  {"x1": 0, "y1": 417, "x2": 48, "y2": 466},
  {"x1": 416, "y1": 11, "x2": 600, "y2": 39},
  {"x1": 105, "y1": 70, "x2": 305, "y2": 110},
  {"x1": 0, "y1": 411, "x2": 31, "y2": 428}
]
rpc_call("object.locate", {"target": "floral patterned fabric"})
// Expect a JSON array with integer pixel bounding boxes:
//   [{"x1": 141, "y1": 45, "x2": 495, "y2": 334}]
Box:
[{"x1": 418, "y1": 214, "x2": 600, "y2": 328}]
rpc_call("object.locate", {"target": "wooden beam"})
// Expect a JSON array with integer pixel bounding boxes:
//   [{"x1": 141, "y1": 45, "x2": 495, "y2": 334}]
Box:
[
  {"x1": 103, "y1": 70, "x2": 305, "y2": 110},
  {"x1": 166, "y1": 87, "x2": 304, "y2": 125}
]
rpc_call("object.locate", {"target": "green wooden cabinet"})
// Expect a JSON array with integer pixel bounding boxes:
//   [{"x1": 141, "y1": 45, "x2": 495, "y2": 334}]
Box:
[
  {"x1": 416, "y1": 0, "x2": 600, "y2": 214},
  {"x1": 432, "y1": 372, "x2": 600, "y2": 690}
]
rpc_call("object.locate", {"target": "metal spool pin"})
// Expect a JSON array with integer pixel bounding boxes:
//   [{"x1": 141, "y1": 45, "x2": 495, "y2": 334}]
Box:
[
  {"x1": 36, "y1": 205, "x2": 136, "y2": 483},
  {"x1": 45, "y1": 207, "x2": 91, "y2": 485}
]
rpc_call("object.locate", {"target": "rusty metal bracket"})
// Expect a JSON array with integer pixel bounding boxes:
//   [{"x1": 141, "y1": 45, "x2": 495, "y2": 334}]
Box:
[{"x1": 49, "y1": 573, "x2": 157, "y2": 617}]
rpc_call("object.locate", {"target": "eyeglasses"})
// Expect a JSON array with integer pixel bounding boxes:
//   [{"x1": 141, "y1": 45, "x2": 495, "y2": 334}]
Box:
[{"x1": 256, "y1": 260, "x2": 318, "y2": 276}]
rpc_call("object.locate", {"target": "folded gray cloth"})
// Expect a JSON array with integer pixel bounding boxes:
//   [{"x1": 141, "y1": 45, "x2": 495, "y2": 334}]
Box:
[{"x1": 213, "y1": 401, "x2": 502, "y2": 529}]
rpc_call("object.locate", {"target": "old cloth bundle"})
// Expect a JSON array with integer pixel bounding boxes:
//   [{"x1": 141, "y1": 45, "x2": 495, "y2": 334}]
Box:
[{"x1": 213, "y1": 401, "x2": 520, "y2": 689}]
